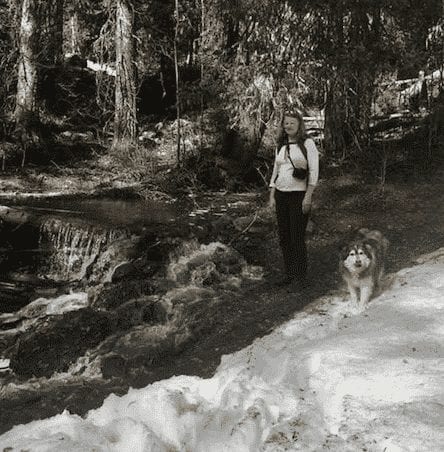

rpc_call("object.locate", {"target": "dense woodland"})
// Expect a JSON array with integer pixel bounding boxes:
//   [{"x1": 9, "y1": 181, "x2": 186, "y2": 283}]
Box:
[{"x1": 0, "y1": 0, "x2": 444, "y2": 189}]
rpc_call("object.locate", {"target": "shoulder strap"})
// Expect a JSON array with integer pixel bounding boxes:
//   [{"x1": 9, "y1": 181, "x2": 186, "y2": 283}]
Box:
[
  {"x1": 299, "y1": 140, "x2": 308, "y2": 161},
  {"x1": 287, "y1": 140, "x2": 309, "y2": 170}
]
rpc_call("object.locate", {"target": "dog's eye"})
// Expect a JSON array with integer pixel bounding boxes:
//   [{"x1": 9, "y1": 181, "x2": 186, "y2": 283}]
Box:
[
  {"x1": 349, "y1": 251, "x2": 355, "y2": 256},
  {"x1": 358, "y1": 250, "x2": 365, "y2": 255}
]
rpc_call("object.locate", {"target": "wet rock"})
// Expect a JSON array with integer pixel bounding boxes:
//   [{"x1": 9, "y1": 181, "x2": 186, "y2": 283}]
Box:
[
  {"x1": 101, "y1": 354, "x2": 127, "y2": 379},
  {"x1": 89, "y1": 279, "x2": 157, "y2": 310},
  {"x1": 211, "y1": 246, "x2": 245, "y2": 275},
  {"x1": 84, "y1": 286, "x2": 227, "y2": 379},
  {"x1": 0, "y1": 329, "x2": 20, "y2": 355},
  {"x1": 110, "y1": 261, "x2": 136, "y2": 282},
  {"x1": 18, "y1": 292, "x2": 88, "y2": 319},
  {"x1": 89, "y1": 236, "x2": 140, "y2": 283},
  {"x1": 167, "y1": 241, "x2": 246, "y2": 286},
  {"x1": 8, "y1": 308, "x2": 115, "y2": 378},
  {"x1": 87, "y1": 324, "x2": 181, "y2": 379},
  {"x1": 167, "y1": 286, "x2": 215, "y2": 305},
  {"x1": 114, "y1": 296, "x2": 168, "y2": 330}
]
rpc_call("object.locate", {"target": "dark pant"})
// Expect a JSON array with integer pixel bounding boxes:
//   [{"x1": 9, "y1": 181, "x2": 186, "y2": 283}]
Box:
[{"x1": 275, "y1": 189, "x2": 309, "y2": 280}]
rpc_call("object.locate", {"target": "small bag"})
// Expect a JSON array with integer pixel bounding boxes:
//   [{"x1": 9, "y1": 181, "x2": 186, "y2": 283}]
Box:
[
  {"x1": 292, "y1": 166, "x2": 308, "y2": 180},
  {"x1": 286, "y1": 141, "x2": 308, "y2": 180}
]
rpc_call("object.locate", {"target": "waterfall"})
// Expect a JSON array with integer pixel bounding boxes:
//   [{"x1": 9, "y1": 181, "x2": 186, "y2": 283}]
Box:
[{"x1": 39, "y1": 218, "x2": 129, "y2": 281}]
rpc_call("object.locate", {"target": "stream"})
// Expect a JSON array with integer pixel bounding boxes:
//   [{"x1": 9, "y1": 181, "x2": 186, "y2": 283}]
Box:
[{"x1": 0, "y1": 193, "x2": 264, "y2": 384}]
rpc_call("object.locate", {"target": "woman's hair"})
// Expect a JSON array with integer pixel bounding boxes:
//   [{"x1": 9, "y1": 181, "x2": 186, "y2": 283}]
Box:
[{"x1": 276, "y1": 108, "x2": 308, "y2": 156}]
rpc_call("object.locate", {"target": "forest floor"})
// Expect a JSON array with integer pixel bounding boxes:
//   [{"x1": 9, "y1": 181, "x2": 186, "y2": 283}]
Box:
[{"x1": 1, "y1": 159, "x2": 444, "y2": 433}]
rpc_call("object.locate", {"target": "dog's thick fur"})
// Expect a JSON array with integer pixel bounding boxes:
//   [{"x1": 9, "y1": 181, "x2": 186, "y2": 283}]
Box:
[{"x1": 339, "y1": 228, "x2": 389, "y2": 307}]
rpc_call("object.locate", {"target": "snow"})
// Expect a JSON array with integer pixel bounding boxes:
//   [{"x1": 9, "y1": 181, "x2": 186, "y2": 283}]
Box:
[{"x1": 1, "y1": 249, "x2": 444, "y2": 451}]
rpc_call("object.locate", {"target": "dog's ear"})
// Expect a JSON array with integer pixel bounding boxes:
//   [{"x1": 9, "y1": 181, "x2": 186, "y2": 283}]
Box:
[{"x1": 363, "y1": 242, "x2": 376, "y2": 259}]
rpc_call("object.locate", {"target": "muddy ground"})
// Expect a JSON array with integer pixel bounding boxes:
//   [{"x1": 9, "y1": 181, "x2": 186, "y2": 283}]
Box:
[{"x1": 1, "y1": 163, "x2": 444, "y2": 433}]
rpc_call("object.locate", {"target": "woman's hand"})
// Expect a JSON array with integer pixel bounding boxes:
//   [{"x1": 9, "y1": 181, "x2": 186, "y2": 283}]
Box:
[
  {"x1": 268, "y1": 188, "x2": 276, "y2": 210},
  {"x1": 302, "y1": 194, "x2": 312, "y2": 214}
]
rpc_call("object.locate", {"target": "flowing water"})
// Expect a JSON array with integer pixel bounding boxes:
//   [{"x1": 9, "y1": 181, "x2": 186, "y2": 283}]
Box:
[
  {"x1": 0, "y1": 197, "x2": 183, "y2": 312},
  {"x1": 0, "y1": 194, "x2": 263, "y2": 383}
]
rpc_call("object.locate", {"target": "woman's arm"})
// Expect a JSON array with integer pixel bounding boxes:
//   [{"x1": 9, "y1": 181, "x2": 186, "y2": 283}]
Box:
[
  {"x1": 268, "y1": 186, "x2": 276, "y2": 209},
  {"x1": 302, "y1": 184, "x2": 315, "y2": 214},
  {"x1": 268, "y1": 149, "x2": 279, "y2": 208},
  {"x1": 303, "y1": 139, "x2": 319, "y2": 214},
  {"x1": 306, "y1": 139, "x2": 319, "y2": 186}
]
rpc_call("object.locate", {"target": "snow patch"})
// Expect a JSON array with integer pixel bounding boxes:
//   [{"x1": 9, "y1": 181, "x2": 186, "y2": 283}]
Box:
[{"x1": 1, "y1": 250, "x2": 443, "y2": 451}]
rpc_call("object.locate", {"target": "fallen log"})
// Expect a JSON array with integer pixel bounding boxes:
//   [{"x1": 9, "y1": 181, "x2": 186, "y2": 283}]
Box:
[{"x1": 370, "y1": 113, "x2": 425, "y2": 134}]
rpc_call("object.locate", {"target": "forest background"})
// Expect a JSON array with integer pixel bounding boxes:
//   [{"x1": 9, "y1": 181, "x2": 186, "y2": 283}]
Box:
[{"x1": 1, "y1": 0, "x2": 444, "y2": 191}]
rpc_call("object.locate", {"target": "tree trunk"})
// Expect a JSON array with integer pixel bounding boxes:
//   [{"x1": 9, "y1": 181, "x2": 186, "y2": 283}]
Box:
[
  {"x1": 323, "y1": 4, "x2": 346, "y2": 157},
  {"x1": 69, "y1": 13, "x2": 79, "y2": 55},
  {"x1": 46, "y1": 0, "x2": 64, "y2": 65},
  {"x1": 113, "y1": 0, "x2": 137, "y2": 150},
  {"x1": 174, "y1": 0, "x2": 181, "y2": 164},
  {"x1": 15, "y1": 0, "x2": 38, "y2": 123},
  {"x1": 324, "y1": 78, "x2": 347, "y2": 158}
]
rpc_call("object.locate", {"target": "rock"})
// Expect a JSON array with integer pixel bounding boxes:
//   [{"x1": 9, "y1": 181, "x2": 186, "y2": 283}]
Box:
[
  {"x1": 8, "y1": 308, "x2": 115, "y2": 378},
  {"x1": 110, "y1": 261, "x2": 136, "y2": 282},
  {"x1": 167, "y1": 241, "x2": 246, "y2": 286},
  {"x1": 18, "y1": 292, "x2": 88, "y2": 318},
  {"x1": 84, "y1": 286, "x2": 227, "y2": 379},
  {"x1": 89, "y1": 236, "x2": 140, "y2": 284},
  {"x1": 114, "y1": 297, "x2": 168, "y2": 330},
  {"x1": 100, "y1": 354, "x2": 127, "y2": 379},
  {"x1": 87, "y1": 325, "x2": 182, "y2": 379},
  {"x1": 88, "y1": 279, "x2": 156, "y2": 310}
]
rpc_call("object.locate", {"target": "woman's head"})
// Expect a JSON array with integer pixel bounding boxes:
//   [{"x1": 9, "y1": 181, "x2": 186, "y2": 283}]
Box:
[{"x1": 277, "y1": 108, "x2": 307, "y2": 148}]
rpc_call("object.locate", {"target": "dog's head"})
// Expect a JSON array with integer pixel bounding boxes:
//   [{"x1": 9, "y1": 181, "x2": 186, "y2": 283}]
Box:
[{"x1": 340, "y1": 241, "x2": 373, "y2": 274}]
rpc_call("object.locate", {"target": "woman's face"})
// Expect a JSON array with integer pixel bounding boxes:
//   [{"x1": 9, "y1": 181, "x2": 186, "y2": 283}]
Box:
[{"x1": 283, "y1": 115, "x2": 300, "y2": 138}]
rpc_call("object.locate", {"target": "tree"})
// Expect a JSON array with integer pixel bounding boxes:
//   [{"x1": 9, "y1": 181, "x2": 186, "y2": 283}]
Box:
[
  {"x1": 15, "y1": 0, "x2": 39, "y2": 123},
  {"x1": 113, "y1": 0, "x2": 137, "y2": 150}
]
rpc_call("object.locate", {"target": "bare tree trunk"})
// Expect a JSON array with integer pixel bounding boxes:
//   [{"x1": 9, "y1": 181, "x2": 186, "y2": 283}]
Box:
[
  {"x1": 70, "y1": 13, "x2": 79, "y2": 55},
  {"x1": 323, "y1": 2, "x2": 346, "y2": 157},
  {"x1": 15, "y1": 0, "x2": 38, "y2": 122},
  {"x1": 174, "y1": 0, "x2": 181, "y2": 164},
  {"x1": 113, "y1": 0, "x2": 137, "y2": 150},
  {"x1": 47, "y1": 0, "x2": 64, "y2": 64},
  {"x1": 324, "y1": 77, "x2": 347, "y2": 158}
]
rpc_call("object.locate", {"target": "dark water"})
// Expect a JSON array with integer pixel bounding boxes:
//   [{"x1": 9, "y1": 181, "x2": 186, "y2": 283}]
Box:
[{"x1": 11, "y1": 197, "x2": 183, "y2": 230}]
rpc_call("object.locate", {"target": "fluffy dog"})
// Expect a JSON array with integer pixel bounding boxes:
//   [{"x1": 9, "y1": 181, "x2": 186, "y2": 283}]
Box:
[{"x1": 339, "y1": 228, "x2": 389, "y2": 308}]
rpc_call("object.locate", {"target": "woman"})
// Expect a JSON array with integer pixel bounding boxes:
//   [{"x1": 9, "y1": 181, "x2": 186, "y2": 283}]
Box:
[{"x1": 268, "y1": 108, "x2": 319, "y2": 288}]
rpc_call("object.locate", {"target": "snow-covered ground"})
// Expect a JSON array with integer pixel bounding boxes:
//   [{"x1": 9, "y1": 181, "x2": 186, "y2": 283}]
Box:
[{"x1": 1, "y1": 249, "x2": 443, "y2": 451}]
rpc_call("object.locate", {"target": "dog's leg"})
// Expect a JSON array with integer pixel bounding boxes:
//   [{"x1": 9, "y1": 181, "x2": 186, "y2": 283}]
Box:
[
  {"x1": 359, "y1": 284, "x2": 373, "y2": 308},
  {"x1": 347, "y1": 284, "x2": 359, "y2": 304}
]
